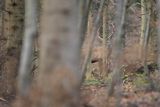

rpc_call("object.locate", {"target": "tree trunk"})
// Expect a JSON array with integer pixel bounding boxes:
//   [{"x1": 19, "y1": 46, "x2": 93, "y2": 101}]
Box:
[
  {"x1": 140, "y1": 0, "x2": 147, "y2": 58},
  {"x1": 108, "y1": 0, "x2": 127, "y2": 107},
  {"x1": 79, "y1": 0, "x2": 92, "y2": 45},
  {"x1": 39, "y1": 0, "x2": 82, "y2": 106},
  {"x1": 14, "y1": 0, "x2": 82, "y2": 107},
  {"x1": 0, "y1": 0, "x2": 24, "y2": 101},
  {"x1": 81, "y1": 0, "x2": 106, "y2": 80},
  {"x1": 18, "y1": 0, "x2": 38, "y2": 96},
  {"x1": 157, "y1": 0, "x2": 160, "y2": 72},
  {"x1": 102, "y1": 3, "x2": 108, "y2": 78}
]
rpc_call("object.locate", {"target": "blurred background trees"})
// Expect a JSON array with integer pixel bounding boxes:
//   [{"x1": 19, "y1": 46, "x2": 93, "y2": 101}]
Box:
[{"x1": 1, "y1": 0, "x2": 160, "y2": 107}]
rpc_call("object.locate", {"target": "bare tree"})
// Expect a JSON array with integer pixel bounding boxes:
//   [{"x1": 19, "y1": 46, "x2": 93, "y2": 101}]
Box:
[
  {"x1": 139, "y1": 0, "x2": 155, "y2": 90},
  {"x1": 140, "y1": 0, "x2": 147, "y2": 58},
  {"x1": 102, "y1": 2, "x2": 108, "y2": 78},
  {"x1": 140, "y1": 0, "x2": 151, "y2": 74},
  {"x1": 18, "y1": 0, "x2": 38, "y2": 96},
  {"x1": 107, "y1": 0, "x2": 127, "y2": 107},
  {"x1": 156, "y1": 0, "x2": 160, "y2": 73},
  {"x1": 79, "y1": 0, "x2": 92, "y2": 45},
  {"x1": 81, "y1": 0, "x2": 106, "y2": 80}
]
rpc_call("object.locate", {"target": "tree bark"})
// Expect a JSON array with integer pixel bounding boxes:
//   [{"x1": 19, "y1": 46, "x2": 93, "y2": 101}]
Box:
[
  {"x1": 39, "y1": 0, "x2": 81, "y2": 106},
  {"x1": 18, "y1": 0, "x2": 38, "y2": 96},
  {"x1": 0, "y1": 0, "x2": 24, "y2": 101},
  {"x1": 108, "y1": 0, "x2": 127, "y2": 107},
  {"x1": 102, "y1": 3, "x2": 108, "y2": 78},
  {"x1": 15, "y1": 0, "x2": 82, "y2": 107},
  {"x1": 81, "y1": 0, "x2": 106, "y2": 80},
  {"x1": 156, "y1": 0, "x2": 160, "y2": 72}
]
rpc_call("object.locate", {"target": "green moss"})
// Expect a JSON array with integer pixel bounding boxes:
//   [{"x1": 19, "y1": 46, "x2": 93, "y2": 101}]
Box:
[
  {"x1": 83, "y1": 79, "x2": 103, "y2": 85},
  {"x1": 133, "y1": 73, "x2": 149, "y2": 89}
]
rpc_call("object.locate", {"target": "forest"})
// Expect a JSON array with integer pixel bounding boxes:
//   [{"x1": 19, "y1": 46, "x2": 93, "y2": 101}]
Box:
[{"x1": 1, "y1": 0, "x2": 160, "y2": 107}]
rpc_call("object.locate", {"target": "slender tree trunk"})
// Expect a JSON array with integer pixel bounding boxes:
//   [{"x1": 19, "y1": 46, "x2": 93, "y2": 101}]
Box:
[
  {"x1": 0, "y1": 0, "x2": 4, "y2": 37},
  {"x1": 81, "y1": 0, "x2": 106, "y2": 80},
  {"x1": 144, "y1": 0, "x2": 155, "y2": 90},
  {"x1": 83, "y1": 10, "x2": 93, "y2": 81},
  {"x1": 18, "y1": 0, "x2": 38, "y2": 96},
  {"x1": 108, "y1": 0, "x2": 127, "y2": 107},
  {"x1": 79, "y1": 0, "x2": 92, "y2": 45},
  {"x1": 140, "y1": 0, "x2": 147, "y2": 58},
  {"x1": 143, "y1": 1, "x2": 151, "y2": 75},
  {"x1": 148, "y1": 1, "x2": 157, "y2": 63},
  {"x1": 0, "y1": 0, "x2": 24, "y2": 100},
  {"x1": 102, "y1": 3, "x2": 108, "y2": 78},
  {"x1": 79, "y1": 0, "x2": 92, "y2": 80},
  {"x1": 157, "y1": 0, "x2": 160, "y2": 72}
]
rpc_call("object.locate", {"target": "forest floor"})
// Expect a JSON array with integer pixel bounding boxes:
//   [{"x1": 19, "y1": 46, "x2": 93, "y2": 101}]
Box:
[
  {"x1": 80, "y1": 35, "x2": 160, "y2": 107},
  {"x1": 81, "y1": 71, "x2": 160, "y2": 107},
  {"x1": 0, "y1": 36, "x2": 160, "y2": 107},
  {"x1": 1, "y1": 71, "x2": 160, "y2": 107}
]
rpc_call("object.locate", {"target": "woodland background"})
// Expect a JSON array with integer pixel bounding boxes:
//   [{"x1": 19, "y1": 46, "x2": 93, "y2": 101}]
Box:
[{"x1": 0, "y1": 0, "x2": 160, "y2": 107}]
